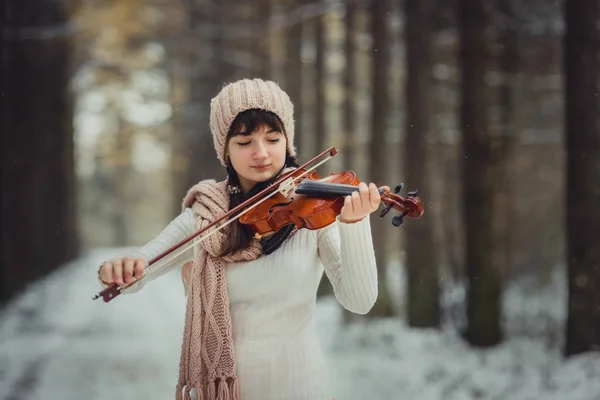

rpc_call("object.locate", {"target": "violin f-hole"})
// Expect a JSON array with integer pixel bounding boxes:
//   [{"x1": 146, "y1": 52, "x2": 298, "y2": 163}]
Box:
[{"x1": 268, "y1": 199, "x2": 293, "y2": 214}]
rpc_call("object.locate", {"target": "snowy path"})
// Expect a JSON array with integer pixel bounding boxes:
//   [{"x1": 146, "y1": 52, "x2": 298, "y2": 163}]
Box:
[
  {"x1": 1, "y1": 249, "x2": 599, "y2": 400},
  {"x1": 0, "y1": 249, "x2": 186, "y2": 399}
]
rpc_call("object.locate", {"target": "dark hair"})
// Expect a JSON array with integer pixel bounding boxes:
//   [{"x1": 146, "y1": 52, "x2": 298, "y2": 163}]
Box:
[
  {"x1": 227, "y1": 109, "x2": 286, "y2": 139},
  {"x1": 219, "y1": 109, "x2": 299, "y2": 257}
]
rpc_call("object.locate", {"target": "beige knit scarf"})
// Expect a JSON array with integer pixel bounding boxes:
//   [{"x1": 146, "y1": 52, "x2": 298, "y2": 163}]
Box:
[{"x1": 176, "y1": 178, "x2": 262, "y2": 400}]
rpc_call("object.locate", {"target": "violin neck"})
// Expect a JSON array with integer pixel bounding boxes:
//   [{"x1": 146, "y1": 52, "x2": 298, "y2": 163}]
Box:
[{"x1": 295, "y1": 180, "x2": 384, "y2": 197}]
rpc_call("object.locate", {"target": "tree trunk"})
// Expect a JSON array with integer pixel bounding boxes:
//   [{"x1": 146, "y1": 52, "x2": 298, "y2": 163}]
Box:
[
  {"x1": 314, "y1": 13, "x2": 326, "y2": 154},
  {"x1": 368, "y1": 0, "x2": 394, "y2": 317},
  {"x1": 496, "y1": 0, "x2": 518, "y2": 280},
  {"x1": 169, "y1": 12, "x2": 190, "y2": 215},
  {"x1": 284, "y1": 0, "x2": 304, "y2": 157},
  {"x1": 404, "y1": 0, "x2": 440, "y2": 328},
  {"x1": 343, "y1": 1, "x2": 357, "y2": 171},
  {"x1": 458, "y1": 0, "x2": 502, "y2": 346},
  {"x1": 564, "y1": 0, "x2": 600, "y2": 357},
  {"x1": 185, "y1": 1, "x2": 228, "y2": 189},
  {"x1": 0, "y1": 0, "x2": 78, "y2": 304},
  {"x1": 259, "y1": 0, "x2": 273, "y2": 79}
]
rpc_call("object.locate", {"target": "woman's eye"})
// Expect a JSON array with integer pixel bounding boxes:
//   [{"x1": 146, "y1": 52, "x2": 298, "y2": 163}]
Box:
[
  {"x1": 237, "y1": 141, "x2": 251, "y2": 147},
  {"x1": 268, "y1": 139, "x2": 281, "y2": 143}
]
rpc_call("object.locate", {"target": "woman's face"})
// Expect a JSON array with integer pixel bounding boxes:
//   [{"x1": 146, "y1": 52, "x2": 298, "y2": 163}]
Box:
[{"x1": 226, "y1": 123, "x2": 287, "y2": 194}]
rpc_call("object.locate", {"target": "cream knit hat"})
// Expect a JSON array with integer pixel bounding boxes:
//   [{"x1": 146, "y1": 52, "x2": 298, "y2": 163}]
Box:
[{"x1": 210, "y1": 78, "x2": 296, "y2": 166}]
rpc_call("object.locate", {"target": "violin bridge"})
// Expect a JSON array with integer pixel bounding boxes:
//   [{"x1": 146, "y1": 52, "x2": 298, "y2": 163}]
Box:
[{"x1": 279, "y1": 177, "x2": 296, "y2": 197}]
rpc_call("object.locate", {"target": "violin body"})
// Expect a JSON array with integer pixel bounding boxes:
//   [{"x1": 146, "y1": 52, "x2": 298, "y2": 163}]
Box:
[
  {"x1": 239, "y1": 169, "x2": 360, "y2": 235},
  {"x1": 239, "y1": 168, "x2": 424, "y2": 236}
]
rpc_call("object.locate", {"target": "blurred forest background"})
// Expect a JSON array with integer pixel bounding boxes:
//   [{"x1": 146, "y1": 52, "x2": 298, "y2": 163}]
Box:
[{"x1": 1, "y1": 0, "x2": 599, "y2": 398}]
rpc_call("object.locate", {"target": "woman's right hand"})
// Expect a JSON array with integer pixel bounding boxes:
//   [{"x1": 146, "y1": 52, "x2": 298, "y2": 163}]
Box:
[{"x1": 99, "y1": 257, "x2": 146, "y2": 286}]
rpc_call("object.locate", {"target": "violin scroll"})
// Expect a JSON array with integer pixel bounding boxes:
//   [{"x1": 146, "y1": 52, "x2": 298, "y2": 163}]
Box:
[{"x1": 378, "y1": 183, "x2": 424, "y2": 227}]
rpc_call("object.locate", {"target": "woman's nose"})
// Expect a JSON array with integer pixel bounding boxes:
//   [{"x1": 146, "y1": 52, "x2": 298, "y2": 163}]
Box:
[{"x1": 253, "y1": 141, "x2": 268, "y2": 158}]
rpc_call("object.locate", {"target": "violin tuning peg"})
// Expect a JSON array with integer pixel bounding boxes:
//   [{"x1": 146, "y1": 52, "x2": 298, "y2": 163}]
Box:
[
  {"x1": 379, "y1": 203, "x2": 394, "y2": 218},
  {"x1": 392, "y1": 215, "x2": 404, "y2": 227},
  {"x1": 391, "y1": 210, "x2": 409, "y2": 227},
  {"x1": 408, "y1": 189, "x2": 418, "y2": 197},
  {"x1": 394, "y1": 184, "x2": 404, "y2": 194}
]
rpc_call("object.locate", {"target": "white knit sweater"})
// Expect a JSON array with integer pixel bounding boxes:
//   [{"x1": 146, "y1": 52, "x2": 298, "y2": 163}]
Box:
[{"x1": 108, "y1": 208, "x2": 378, "y2": 400}]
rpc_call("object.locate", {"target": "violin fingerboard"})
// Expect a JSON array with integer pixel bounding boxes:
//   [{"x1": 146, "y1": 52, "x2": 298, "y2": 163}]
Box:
[{"x1": 295, "y1": 181, "x2": 358, "y2": 197}]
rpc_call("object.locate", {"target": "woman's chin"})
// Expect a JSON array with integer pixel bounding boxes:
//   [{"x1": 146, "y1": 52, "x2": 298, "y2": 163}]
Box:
[
  {"x1": 255, "y1": 170, "x2": 279, "y2": 181},
  {"x1": 245, "y1": 168, "x2": 277, "y2": 182}
]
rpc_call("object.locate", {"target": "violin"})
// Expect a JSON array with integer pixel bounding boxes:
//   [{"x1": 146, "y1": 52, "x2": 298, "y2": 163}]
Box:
[
  {"x1": 92, "y1": 147, "x2": 424, "y2": 303},
  {"x1": 240, "y1": 169, "x2": 423, "y2": 237}
]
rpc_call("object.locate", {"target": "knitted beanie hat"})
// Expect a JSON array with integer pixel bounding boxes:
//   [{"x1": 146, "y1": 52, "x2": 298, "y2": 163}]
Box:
[{"x1": 210, "y1": 78, "x2": 296, "y2": 166}]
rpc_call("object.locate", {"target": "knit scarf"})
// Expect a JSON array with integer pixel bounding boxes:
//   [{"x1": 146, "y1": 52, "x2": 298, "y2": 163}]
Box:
[{"x1": 175, "y1": 178, "x2": 260, "y2": 400}]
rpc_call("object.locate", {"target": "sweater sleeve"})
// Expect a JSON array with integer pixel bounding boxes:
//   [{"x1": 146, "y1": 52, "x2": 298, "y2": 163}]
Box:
[
  {"x1": 316, "y1": 215, "x2": 379, "y2": 314},
  {"x1": 98, "y1": 208, "x2": 197, "y2": 294}
]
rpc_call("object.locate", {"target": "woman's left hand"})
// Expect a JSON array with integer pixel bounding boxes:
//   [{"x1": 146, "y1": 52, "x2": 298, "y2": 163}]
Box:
[{"x1": 340, "y1": 182, "x2": 390, "y2": 224}]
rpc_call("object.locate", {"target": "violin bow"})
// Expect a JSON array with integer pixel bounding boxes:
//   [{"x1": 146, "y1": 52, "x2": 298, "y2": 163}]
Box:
[{"x1": 92, "y1": 147, "x2": 339, "y2": 303}]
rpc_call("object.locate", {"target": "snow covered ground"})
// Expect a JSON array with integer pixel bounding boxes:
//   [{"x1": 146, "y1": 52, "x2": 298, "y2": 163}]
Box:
[{"x1": 0, "y1": 249, "x2": 599, "y2": 400}]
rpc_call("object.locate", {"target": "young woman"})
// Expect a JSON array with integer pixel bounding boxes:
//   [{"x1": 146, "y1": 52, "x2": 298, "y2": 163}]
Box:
[{"x1": 97, "y1": 78, "x2": 385, "y2": 400}]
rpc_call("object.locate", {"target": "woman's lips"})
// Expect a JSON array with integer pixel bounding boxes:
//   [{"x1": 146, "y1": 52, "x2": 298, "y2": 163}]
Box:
[{"x1": 252, "y1": 164, "x2": 270, "y2": 170}]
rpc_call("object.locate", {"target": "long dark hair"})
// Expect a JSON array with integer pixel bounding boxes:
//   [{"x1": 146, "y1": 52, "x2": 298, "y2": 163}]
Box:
[{"x1": 219, "y1": 109, "x2": 299, "y2": 257}]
